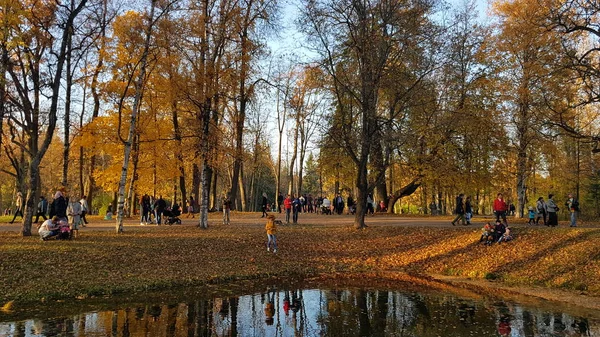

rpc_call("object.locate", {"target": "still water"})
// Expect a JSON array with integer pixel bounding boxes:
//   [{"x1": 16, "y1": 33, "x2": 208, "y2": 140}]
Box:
[{"x1": 0, "y1": 286, "x2": 598, "y2": 337}]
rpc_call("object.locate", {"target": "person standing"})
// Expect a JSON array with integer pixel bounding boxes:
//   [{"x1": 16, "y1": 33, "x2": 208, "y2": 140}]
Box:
[
  {"x1": 366, "y1": 193, "x2": 375, "y2": 215},
  {"x1": 451, "y1": 193, "x2": 465, "y2": 226},
  {"x1": 35, "y1": 196, "x2": 49, "y2": 223},
  {"x1": 9, "y1": 192, "x2": 24, "y2": 223},
  {"x1": 277, "y1": 192, "x2": 284, "y2": 213},
  {"x1": 79, "y1": 195, "x2": 89, "y2": 226},
  {"x1": 67, "y1": 197, "x2": 82, "y2": 238},
  {"x1": 261, "y1": 193, "x2": 269, "y2": 218},
  {"x1": 284, "y1": 194, "x2": 293, "y2": 224},
  {"x1": 493, "y1": 193, "x2": 508, "y2": 225},
  {"x1": 292, "y1": 195, "x2": 300, "y2": 224},
  {"x1": 535, "y1": 197, "x2": 547, "y2": 226},
  {"x1": 565, "y1": 193, "x2": 579, "y2": 227},
  {"x1": 546, "y1": 194, "x2": 559, "y2": 227},
  {"x1": 222, "y1": 195, "x2": 232, "y2": 225},
  {"x1": 51, "y1": 190, "x2": 68, "y2": 220},
  {"x1": 154, "y1": 195, "x2": 166, "y2": 225},
  {"x1": 140, "y1": 194, "x2": 151, "y2": 225}
]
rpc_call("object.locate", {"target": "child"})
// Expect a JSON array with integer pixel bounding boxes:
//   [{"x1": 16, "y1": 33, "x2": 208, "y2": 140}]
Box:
[
  {"x1": 527, "y1": 206, "x2": 535, "y2": 225},
  {"x1": 480, "y1": 222, "x2": 494, "y2": 245},
  {"x1": 499, "y1": 226, "x2": 513, "y2": 243},
  {"x1": 265, "y1": 214, "x2": 278, "y2": 253}
]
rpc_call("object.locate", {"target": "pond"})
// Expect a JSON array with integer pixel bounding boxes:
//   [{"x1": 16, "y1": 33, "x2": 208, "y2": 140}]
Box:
[{"x1": 0, "y1": 283, "x2": 598, "y2": 337}]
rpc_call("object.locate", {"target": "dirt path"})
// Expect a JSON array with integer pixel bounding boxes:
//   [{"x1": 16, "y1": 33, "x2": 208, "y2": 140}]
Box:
[{"x1": 0, "y1": 211, "x2": 573, "y2": 234}]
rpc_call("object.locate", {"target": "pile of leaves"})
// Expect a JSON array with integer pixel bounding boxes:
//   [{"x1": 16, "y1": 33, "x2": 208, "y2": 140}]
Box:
[{"x1": 1, "y1": 221, "x2": 599, "y2": 305}]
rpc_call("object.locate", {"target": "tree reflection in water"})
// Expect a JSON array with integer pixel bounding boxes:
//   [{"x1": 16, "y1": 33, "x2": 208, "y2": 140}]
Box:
[{"x1": 0, "y1": 288, "x2": 597, "y2": 336}]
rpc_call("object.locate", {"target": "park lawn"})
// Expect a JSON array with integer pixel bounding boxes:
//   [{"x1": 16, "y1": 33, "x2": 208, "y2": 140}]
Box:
[{"x1": 1, "y1": 222, "x2": 600, "y2": 307}]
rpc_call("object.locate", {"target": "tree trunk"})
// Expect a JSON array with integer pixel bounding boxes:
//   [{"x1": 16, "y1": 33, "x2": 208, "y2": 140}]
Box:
[
  {"x1": 115, "y1": 0, "x2": 157, "y2": 233},
  {"x1": 62, "y1": 28, "x2": 73, "y2": 188},
  {"x1": 288, "y1": 121, "x2": 299, "y2": 195},
  {"x1": 239, "y1": 163, "x2": 247, "y2": 211},
  {"x1": 210, "y1": 169, "x2": 218, "y2": 210},
  {"x1": 192, "y1": 162, "x2": 201, "y2": 210},
  {"x1": 387, "y1": 178, "x2": 422, "y2": 213},
  {"x1": 85, "y1": 0, "x2": 108, "y2": 208}
]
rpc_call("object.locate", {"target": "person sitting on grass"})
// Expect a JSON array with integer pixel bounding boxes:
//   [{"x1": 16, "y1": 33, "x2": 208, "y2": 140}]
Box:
[
  {"x1": 265, "y1": 214, "x2": 278, "y2": 253},
  {"x1": 498, "y1": 226, "x2": 513, "y2": 243},
  {"x1": 37, "y1": 216, "x2": 60, "y2": 241},
  {"x1": 493, "y1": 220, "x2": 510, "y2": 243},
  {"x1": 480, "y1": 222, "x2": 494, "y2": 245}
]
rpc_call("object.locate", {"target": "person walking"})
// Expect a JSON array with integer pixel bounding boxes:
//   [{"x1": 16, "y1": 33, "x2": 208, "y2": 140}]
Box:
[
  {"x1": 535, "y1": 197, "x2": 547, "y2": 226},
  {"x1": 9, "y1": 192, "x2": 24, "y2": 223},
  {"x1": 265, "y1": 214, "x2": 278, "y2": 253},
  {"x1": 222, "y1": 195, "x2": 232, "y2": 225},
  {"x1": 79, "y1": 195, "x2": 89, "y2": 226},
  {"x1": 493, "y1": 193, "x2": 508, "y2": 225},
  {"x1": 261, "y1": 193, "x2": 269, "y2": 218},
  {"x1": 546, "y1": 194, "x2": 559, "y2": 227},
  {"x1": 35, "y1": 196, "x2": 49, "y2": 223},
  {"x1": 451, "y1": 193, "x2": 465, "y2": 226},
  {"x1": 464, "y1": 196, "x2": 473, "y2": 225},
  {"x1": 565, "y1": 193, "x2": 579, "y2": 227},
  {"x1": 186, "y1": 196, "x2": 196, "y2": 218}
]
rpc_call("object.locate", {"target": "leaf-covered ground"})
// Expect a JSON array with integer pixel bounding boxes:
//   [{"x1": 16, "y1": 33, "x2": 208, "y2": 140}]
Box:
[{"x1": 1, "y1": 213, "x2": 600, "y2": 307}]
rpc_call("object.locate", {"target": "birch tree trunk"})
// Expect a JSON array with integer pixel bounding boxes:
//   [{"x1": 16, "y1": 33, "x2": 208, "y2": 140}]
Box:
[{"x1": 115, "y1": 0, "x2": 157, "y2": 233}]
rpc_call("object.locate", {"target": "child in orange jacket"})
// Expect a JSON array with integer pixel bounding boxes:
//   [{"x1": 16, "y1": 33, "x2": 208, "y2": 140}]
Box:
[{"x1": 265, "y1": 214, "x2": 278, "y2": 253}]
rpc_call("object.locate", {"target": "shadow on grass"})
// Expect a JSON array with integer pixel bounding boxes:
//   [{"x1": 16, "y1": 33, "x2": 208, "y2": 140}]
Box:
[{"x1": 488, "y1": 229, "x2": 600, "y2": 278}]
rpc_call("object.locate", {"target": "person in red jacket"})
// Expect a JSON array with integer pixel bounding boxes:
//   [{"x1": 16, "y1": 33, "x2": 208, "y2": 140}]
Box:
[
  {"x1": 284, "y1": 194, "x2": 293, "y2": 224},
  {"x1": 493, "y1": 193, "x2": 508, "y2": 225}
]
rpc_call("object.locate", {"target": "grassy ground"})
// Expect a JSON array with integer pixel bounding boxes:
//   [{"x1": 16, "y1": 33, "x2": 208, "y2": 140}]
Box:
[{"x1": 1, "y1": 213, "x2": 599, "y2": 309}]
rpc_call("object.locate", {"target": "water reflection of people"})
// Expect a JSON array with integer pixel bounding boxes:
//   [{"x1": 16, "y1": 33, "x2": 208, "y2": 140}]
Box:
[
  {"x1": 458, "y1": 301, "x2": 476, "y2": 326},
  {"x1": 497, "y1": 309, "x2": 512, "y2": 337},
  {"x1": 290, "y1": 290, "x2": 302, "y2": 315},
  {"x1": 283, "y1": 291, "x2": 290, "y2": 316},
  {"x1": 264, "y1": 290, "x2": 275, "y2": 325},
  {"x1": 572, "y1": 318, "x2": 589, "y2": 335}
]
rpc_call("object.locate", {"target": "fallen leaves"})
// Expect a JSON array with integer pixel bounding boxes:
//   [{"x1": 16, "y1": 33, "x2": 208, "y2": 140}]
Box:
[{"x1": 1, "y1": 223, "x2": 599, "y2": 305}]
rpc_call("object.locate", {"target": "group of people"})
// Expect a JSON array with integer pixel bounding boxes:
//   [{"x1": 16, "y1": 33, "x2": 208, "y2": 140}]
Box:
[
  {"x1": 451, "y1": 193, "x2": 474, "y2": 226},
  {"x1": 480, "y1": 220, "x2": 513, "y2": 245},
  {"x1": 453, "y1": 192, "x2": 580, "y2": 228},
  {"x1": 527, "y1": 193, "x2": 579, "y2": 227},
  {"x1": 139, "y1": 194, "x2": 183, "y2": 225},
  {"x1": 30, "y1": 189, "x2": 90, "y2": 240}
]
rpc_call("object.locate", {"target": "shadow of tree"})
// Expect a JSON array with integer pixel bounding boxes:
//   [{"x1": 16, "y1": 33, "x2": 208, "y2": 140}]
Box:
[{"x1": 488, "y1": 229, "x2": 600, "y2": 277}]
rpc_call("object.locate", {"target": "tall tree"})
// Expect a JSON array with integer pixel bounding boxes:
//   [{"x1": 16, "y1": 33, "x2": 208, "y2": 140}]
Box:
[
  {"x1": 492, "y1": 0, "x2": 572, "y2": 217},
  {"x1": 301, "y1": 0, "x2": 435, "y2": 228},
  {"x1": 5, "y1": 0, "x2": 90, "y2": 236},
  {"x1": 228, "y1": 0, "x2": 276, "y2": 210},
  {"x1": 114, "y1": 0, "x2": 170, "y2": 233}
]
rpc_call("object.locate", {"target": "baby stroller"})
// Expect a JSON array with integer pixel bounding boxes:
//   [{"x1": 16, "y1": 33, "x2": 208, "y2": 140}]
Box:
[
  {"x1": 163, "y1": 205, "x2": 182, "y2": 225},
  {"x1": 57, "y1": 219, "x2": 71, "y2": 240}
]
